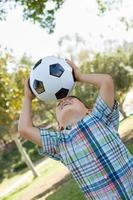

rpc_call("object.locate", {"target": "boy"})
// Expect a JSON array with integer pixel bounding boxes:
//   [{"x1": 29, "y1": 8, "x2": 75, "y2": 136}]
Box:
[{"x1": 18, "y1": 59, "x2": 133, "y2": 200}]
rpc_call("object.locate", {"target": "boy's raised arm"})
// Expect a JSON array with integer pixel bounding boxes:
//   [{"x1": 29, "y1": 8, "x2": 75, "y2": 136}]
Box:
[
  {"x1": 66, "y1": 59, "x2": 115, "y2": 110},
  {"x1": 79, "y1": 73, "x2": 115, "y2": 110},
  {"x1": 18, "y1": 80, "x2": 42, "y2": 146}
]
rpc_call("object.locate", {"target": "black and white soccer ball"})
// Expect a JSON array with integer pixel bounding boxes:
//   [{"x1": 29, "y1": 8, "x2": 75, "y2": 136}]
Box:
[{"x1": 29, "y1": 56, "x2": 76, "y2": 101}]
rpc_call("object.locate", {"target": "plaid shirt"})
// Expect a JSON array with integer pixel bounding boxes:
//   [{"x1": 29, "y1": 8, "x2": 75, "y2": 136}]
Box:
[{"x1": 39, "y1": 95, "x2": 133, "y2": 200}]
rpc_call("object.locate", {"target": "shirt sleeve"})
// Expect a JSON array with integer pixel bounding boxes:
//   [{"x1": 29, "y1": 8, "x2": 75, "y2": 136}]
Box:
[
  {"x1": 38, "y1": 128, "x2": 61, "y2": 161},
  {"x1": 92, "y1": 95, "x2": 120, "y2": 131}
]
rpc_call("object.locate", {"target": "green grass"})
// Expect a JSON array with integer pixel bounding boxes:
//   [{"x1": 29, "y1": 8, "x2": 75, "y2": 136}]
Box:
[
  {"x1": 45, "y1": 175, "x2": 85, "y2": 200},
  {"x1": 1, "y1": 159, "x2": 65, "y2": 200},
  {"x1": 125, "y1": 143, "x2": 133, "y2": 155},
  {"x1": 2, "y1": 174, "x2": 85, "y2": 200},
  {"x1": 0, "y1": 141, "x2": 42, "y2": 183},
  {"x1": 2, "y1": 182, "x2": 31, "y2": 200}
]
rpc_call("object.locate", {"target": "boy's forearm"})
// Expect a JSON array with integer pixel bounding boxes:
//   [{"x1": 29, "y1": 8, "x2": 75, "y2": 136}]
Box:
[
  {"x1": 79, "y1": 73, "x2": 112, "y2": 88},
  {"x1": 18, "y1": 97, "x2": 33, "y2": 132}
]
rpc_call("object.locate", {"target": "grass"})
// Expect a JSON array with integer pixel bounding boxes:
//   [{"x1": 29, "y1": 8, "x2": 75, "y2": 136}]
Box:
[
  {"x1": 1, "y1": 116, "x2": 133, "y2": 200},
  {"x1": 1, "y1": 159, "x2": 63, "y2": 200},
  {"x1": 0, "y1": 141, "x2": 42, "y2": 183},
  {"x1": 125, "y1": 143, "x2": 133, "y2": 155},
  {"x1": 45, "y1": 175, "x2": 85, "y2": 200}
]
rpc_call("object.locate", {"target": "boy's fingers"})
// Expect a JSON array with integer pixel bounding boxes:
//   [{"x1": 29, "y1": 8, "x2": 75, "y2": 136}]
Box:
[
  {"x1": 65, "y1": 59, "x2": 75, "y2": 68},
  {"x1": 65, "y1": 58, "x2": 72, "y2": 63},
  {"x1": 65, "y1": 58, "x2": 71, "y2": 64}
]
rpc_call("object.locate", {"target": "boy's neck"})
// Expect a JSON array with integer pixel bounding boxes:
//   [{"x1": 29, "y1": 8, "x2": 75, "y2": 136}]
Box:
[{"x1": 61, "y1": 111, "x2": 90, "y2": 130}]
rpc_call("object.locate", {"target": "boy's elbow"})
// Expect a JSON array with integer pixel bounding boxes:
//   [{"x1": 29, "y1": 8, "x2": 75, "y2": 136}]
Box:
[
  {"x1": 104, "y1": 74, "x2": 113, "y2": 83},
  {"x1": 103, "y1": 74, "x2": 114, "y2": 87}
]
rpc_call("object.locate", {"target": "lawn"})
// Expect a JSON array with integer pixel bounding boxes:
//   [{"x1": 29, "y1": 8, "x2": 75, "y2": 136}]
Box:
[
  {"x1": 1, "y1": 116, "x2": 133, "y2": 200},
  {"x1": 1, "y1": 159, "x2": 66, "y2": 200},
  {"x1": 45, "y1": 175, "x2": 85, "y2": 200}
]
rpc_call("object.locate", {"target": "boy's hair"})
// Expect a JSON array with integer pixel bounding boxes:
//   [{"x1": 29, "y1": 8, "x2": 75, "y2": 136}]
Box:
[{"x1": 69, "y1": 95, "x2": 82, "y2": 101}]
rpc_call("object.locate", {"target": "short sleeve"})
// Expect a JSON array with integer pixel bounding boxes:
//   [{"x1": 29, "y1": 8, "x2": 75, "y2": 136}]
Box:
[
  {"x1": 92, "y1": 95, "x2": 119, "y2": 130},
  {"x1": 38, "y1": 128, "x2": 61, "y2": 161}
]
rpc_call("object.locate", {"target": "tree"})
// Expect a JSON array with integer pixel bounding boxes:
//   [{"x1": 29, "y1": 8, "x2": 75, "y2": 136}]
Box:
[
  {"x1": 57, "y1": 33, "x2": 88, "y2": 61},
  {"x1": 0, "y1": 51, "x2": 13, "y2": 142},
  {"x1": 13, "y1": 133, "x2": 39, "y2": 177},
  {"x1": 0, "y1": 52, "x2": 40, "y2": 177},
  {"x1": 0, "y1": 50, "x2": 56, "y2": 141},
  {"x1": 96, "y1": 0, "x2": 123, "y2": 15},
  {"x1": 0, "y1": 0, "x2": 126, "y2": 33},
  {"x1": 0, "y1": 0, "x2": 64, "y2": 33},
  {"x1": 0, "y1": 49, "x2": 63, "y2": 179},
  {"x1": 57, "y1": 35, "x2": 133, "y2": 118},
  {"x1": 75, "y1": 48, "x2": 133, "y2": 119}
]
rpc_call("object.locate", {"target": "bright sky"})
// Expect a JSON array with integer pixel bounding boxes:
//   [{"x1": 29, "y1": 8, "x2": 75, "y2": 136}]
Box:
[{"x1": 0, "y1": 0, "x2": 133, "y2": 61}]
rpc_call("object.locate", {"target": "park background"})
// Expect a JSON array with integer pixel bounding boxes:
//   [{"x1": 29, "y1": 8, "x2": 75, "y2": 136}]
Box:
[{"x1": 0, "y1": 0, "x2": 133, "y2": 199}]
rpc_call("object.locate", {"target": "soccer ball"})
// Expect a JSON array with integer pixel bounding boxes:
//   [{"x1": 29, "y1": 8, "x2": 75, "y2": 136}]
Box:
[{"x1": 29, "y1": 56, "x2": 76, "y2": 101}]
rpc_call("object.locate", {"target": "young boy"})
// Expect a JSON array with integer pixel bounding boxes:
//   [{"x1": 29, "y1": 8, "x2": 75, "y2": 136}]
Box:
[{"x1": 18, "y1": 59, "x2": 133, "y2": 200}]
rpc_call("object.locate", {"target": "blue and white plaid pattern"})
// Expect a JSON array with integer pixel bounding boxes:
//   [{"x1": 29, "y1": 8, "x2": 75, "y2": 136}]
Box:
[{"x1": 39, "y1": 95, "x2": 133, "y2": 200}]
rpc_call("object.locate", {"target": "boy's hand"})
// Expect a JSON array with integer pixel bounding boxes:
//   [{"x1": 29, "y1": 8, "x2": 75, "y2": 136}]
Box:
[
  {"x1": 24, "y1": 79, "x2": 35, "y2": 100},
  {"x1": 66, "y1": 59, "x2": 82, "y2": 82}
]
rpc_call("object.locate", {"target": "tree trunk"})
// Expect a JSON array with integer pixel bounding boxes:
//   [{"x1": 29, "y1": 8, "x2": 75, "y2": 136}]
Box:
[{"x1": 13, "y1": 134, "x2": 39, "y2": 178}]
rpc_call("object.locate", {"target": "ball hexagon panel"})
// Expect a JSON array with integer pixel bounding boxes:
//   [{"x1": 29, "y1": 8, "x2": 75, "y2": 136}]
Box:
[
  {"x1": 50, "y1": 63, "x2": 64, "y2": 77},
  {"x1": 33, "y1": 79, "x2": 45, "y2": 94},
  {"x1": 55, "y1": 88, "x2": 69, "y2": 99}
]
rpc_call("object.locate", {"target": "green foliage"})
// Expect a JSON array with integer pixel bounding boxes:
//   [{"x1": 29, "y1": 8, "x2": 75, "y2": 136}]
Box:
[
  {"x1": 96, "y1": 0, "x2": 123, "y2": 15},
  {"x1": 0, "y1": 52, "x2": 14, "y2": 140},
  {"x1": 0, "y1": 0, "x2": 128, "y2": 33},
  {"x1": 23, "y1": 141, "x2": 42, "y2": 162},
  {"x1": 0, "y1": 52, "x2": 32, "y2": 141},
  {"x1": 0, "y1": 0, "x2": 64, "y2": 33},
  {"x1": 0, "y1": 140, "x2": 42, "y2": 182},
  {"x1": 0, "y1": 142, "x2": 22, "y2": 181},
  {"x1": 72, "y1": 46, "x2": 133, "y2": 111},
  {"x1": 0, "y1": 51, "x2": 56, "y2": 143},
  {"x1": 92, "y1": 49, "x2": 133, "y2": 104},
  {"x1": 96, "y1": 0, "x2": 107, "y2": 14}
]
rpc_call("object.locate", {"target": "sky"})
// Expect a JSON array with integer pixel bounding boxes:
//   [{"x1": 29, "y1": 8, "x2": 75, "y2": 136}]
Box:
[{"x1": 0, "y1": 0, "x2": 133, "y2": 62}]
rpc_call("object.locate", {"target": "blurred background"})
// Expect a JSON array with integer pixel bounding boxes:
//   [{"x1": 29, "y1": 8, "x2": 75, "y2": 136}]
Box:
[{"x1": 0, "y1": 0, "x2": 133, "y2": 200}]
